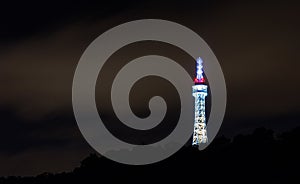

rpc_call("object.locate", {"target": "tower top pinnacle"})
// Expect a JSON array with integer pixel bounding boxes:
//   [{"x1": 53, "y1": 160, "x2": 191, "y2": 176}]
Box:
[{"x1": 194, "y1": 57, "x2": 205, "y2": 84}]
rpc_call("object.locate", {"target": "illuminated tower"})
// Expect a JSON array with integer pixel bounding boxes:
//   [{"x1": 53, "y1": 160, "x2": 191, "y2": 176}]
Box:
[{"x1": 192, "y1": 57, "x2": 208, "y2": 146}]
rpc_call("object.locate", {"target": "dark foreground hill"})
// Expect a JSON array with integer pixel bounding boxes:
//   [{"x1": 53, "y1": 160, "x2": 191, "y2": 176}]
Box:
[{"x1": 1, "y1": 127, "x2": 299, "y2": 184}]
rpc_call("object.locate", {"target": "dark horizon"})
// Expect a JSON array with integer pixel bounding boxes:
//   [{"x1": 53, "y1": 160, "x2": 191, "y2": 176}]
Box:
[{"x1": 0, "y1": 126, "x2": 299, "y2": 183}]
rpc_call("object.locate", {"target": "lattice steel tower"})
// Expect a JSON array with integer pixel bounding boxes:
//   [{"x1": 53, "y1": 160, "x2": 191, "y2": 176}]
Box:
[{"x1": 192, "y1": 57, "x2": 208, "y2": 146}]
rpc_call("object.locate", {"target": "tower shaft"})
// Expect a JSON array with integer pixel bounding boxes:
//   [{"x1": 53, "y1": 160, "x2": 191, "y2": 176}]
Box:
[{"x1": 192, "y1": 84, "x2": 208, "y2": 145}]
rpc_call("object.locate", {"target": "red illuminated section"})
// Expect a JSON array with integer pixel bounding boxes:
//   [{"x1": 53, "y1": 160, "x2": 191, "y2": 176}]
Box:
[{"x1": 194, "y1": 77, "x2": 205, "y2": 84}]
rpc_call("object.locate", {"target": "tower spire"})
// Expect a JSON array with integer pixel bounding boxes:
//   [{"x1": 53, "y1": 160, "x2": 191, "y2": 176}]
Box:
[{"x1": 194, "y1": 57, "x2": 205, "y2": 84}]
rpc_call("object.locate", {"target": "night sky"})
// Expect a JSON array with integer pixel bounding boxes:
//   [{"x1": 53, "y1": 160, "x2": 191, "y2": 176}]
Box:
[{"x1": 0, "y1": 0, "x2": 299, "y2": 176}]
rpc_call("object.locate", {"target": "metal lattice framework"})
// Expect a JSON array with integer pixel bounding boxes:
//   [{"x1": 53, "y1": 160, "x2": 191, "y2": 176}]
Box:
[{"x1": 192, "y1": 85, "x2": 208, "y2": 145}]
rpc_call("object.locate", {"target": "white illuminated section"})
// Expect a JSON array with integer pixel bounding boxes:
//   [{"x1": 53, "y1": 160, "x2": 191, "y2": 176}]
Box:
[{"x1": 196, "y1": 57, "x2": 204, "y2": 80}]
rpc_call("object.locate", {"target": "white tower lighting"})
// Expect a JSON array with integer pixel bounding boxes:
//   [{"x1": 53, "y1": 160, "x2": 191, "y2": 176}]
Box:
[{"x1": 192, "y1": 57, "x2": 208, "y2": 146}]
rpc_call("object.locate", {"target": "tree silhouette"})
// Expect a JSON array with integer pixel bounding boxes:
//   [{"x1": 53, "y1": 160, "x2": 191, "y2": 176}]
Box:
[{"x1": 0, "y1": 126, "x2": 299, "y2": 183}]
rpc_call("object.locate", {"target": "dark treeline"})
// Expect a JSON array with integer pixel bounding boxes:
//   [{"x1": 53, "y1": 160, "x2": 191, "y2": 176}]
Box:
[{"x1": 1, "y1": 127, "x2": 299, "y2": 184}]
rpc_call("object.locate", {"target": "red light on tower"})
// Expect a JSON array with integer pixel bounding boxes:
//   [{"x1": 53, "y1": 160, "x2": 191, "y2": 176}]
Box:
[{"x1": 194, "y1": 77, "x2": 205, "y2": 84}]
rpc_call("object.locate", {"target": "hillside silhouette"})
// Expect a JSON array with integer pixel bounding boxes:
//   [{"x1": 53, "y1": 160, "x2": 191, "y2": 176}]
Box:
[{"x1": 0, "y1": 127, "x2": 299, "y2": 184}]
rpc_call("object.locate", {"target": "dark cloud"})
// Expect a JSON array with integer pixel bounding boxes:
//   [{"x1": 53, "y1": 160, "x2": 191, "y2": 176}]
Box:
[
  {"x1": 0, "y1": 107, "x2": 94, "y2": 176},
  {"x1": 0, "y1": 0, "x2": 141, "y2": 45}
]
